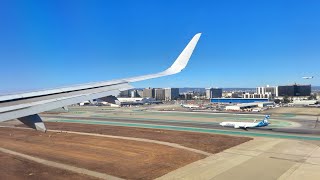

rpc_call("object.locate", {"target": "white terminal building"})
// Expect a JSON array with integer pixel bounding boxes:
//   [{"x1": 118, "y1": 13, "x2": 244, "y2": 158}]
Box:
[{"x1": 225, "y1": 102, "x2": 275, "y2": 111}]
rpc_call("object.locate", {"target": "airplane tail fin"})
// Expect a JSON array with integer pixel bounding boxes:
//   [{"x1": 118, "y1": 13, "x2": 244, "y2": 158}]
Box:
[
  {"x1": 256, "y1": 115, "x2": 270, "y2": 127},
  {"x1": 263, "y1": 115, "x2": 270, "y2": 124}
]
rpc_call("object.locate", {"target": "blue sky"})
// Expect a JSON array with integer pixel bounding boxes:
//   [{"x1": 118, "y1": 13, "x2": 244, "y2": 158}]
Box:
[{"x1": 0, "y1": 0, "x2": 319, "y2": 93}]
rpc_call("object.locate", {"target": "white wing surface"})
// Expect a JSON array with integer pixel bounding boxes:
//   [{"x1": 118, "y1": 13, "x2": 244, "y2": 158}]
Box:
[{"x1": 0, "y1": 33, "x2": 201, "y2": 131}]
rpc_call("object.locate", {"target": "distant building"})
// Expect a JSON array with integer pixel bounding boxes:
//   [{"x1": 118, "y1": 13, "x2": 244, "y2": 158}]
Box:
[
  {"x1": 278, "y1": 84, "x2": 311, "y2": 97},
  {"x1": 120, "y1": 89, "x2": 143, "y2": 98},
  {"x1": 222, "y1": 92, "x2": 231, "y2": 98},
  {"x1": 164, "y1": 88, "x2": 179, "y2": 101},
  {"x1": 136, "y1": 90, "x2": 143, "y2": 97},
  {"x1": 242, "y1": 92, "x2": 273, "y2": 100},
  {"x1": 232, "y1": 92, "x2": 244, "y2": 98},
  {"x1": 155, "y1": 88, "x2": 165, "y2": 100},
  {"x1": 223, "y1": 92, "x2": 244, "y2": 98},
  {"x1": 119, "y1": 90, "x2": 130, "y2": 97},
  {"x1": 130, "y1": 90, "x2": 139, "y2": 98},
  {"x1": 206, "y1": 88, "x2": 222, "y2": 99},
  {"x1": 143, "y1": 88, "x2": 155, "y2": 98},
  {"x1": 256, "y1": 85, "x2": 277, "y2": 98},
  {"x1": 181, "y1": 92, "x2": 193, "y2": 100}
]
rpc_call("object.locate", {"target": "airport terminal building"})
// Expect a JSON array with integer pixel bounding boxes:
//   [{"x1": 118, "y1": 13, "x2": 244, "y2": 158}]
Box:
[{"x1": 210, "y1": 98, "x2": 269, "y2": 104}]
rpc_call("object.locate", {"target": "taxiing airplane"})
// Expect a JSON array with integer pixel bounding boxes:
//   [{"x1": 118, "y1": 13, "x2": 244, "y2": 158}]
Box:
[
  {"x1": 219, "y1": 115, "x2": 270, "y2": 130},
  {"x1": 302, "y1": 76, "x2": 314, "y2": 79},
  {"x1": 0, "y1": 33, "x2": 201, "y2": 132}
]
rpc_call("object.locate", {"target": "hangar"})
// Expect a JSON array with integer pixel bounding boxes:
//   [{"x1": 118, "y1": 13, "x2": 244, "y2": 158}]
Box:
[{"x1": 225, "y1": 103, "x2": 258, "y2": 111}]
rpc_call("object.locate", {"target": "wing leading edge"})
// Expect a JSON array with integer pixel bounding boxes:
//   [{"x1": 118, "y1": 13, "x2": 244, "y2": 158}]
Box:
[{"x1": 0, "y1": 33, "x2": 202, "y2": 131}]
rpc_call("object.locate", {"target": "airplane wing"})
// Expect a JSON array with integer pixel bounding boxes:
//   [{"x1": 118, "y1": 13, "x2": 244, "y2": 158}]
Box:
[{"x1": 0, "y1": 33, "x2": 201, "y2": 132}]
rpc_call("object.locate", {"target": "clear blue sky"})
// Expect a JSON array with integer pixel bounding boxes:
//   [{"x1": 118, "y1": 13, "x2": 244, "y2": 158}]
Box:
[{"x1": 1, "y1": 0, "x2": 319, "y2": 93}]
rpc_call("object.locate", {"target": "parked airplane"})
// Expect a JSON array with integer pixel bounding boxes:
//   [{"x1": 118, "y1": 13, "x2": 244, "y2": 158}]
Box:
[
  {"x1": 0, "y1": 33, "x2": 201, "y2": 132},
  {"x1": 180, "y1": 104, "x2": 200, "y2": 109},
  {"x1": 219, "y1": 115, "x2": 270, "y2": 130},
  {"x1": 302, "y1": 76, "x2": 314, "y2": 79}
]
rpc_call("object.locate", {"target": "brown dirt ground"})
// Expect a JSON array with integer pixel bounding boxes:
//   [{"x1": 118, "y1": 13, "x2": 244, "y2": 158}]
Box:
[
  {"x1": 0, "y1": 152, "x2": 96, "y2": 180},
  {"x1": 43, "y1": 122, "x2": 252, "y2": 154},
  {"x1": 0, "y1": 127, "x2": 204, "y2": 180}
]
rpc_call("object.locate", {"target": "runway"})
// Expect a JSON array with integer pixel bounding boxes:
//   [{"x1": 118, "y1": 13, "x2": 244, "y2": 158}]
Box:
[{"x1": 42, "y1": 114, "x2": 320, "y2": 141}]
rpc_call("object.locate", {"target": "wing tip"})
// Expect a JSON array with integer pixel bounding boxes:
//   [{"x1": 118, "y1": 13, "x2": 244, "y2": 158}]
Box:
[
  {"x1": 125, "y1": 33, "x2": 202, "y2": 82},
  {"x1": 165, "y1": 32, "x2": 202, "y2": 74},
  {"x1": 193, "y1": 33, "x2": 202, "y2": 41},
  {"x1": 195, "y1": 32, "x2": 202, "y2": 37}
]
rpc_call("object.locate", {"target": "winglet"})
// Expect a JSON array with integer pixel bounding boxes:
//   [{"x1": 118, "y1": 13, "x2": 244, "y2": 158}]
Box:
[
  {"x1": 164, "y1": 33, "x2": 202, "y2": 75},
  {"x1": 126, "y1": 33, "x2": 201, "y2": 82}
]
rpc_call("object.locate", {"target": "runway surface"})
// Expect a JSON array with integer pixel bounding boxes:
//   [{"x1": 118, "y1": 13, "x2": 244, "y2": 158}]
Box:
[{"x1": 42, "y1": 112, "x2": 320, "y2": 141}]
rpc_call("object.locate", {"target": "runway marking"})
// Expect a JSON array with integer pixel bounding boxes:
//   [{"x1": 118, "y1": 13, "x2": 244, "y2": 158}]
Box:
[
  {"x1": 0, "y1": 147, "x2": 124, "y2": 180},
  {"x1": 48, "y1": 129, "x2": 213, "y2": 156},
  {"x1": 47, "y1": 119, "x2": 320, "y2": 141}
]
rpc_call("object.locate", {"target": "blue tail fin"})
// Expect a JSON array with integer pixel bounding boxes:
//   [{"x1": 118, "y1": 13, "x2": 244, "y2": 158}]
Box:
[
  {"x1": 263, "y1": 115, "x2": 270, "y2": 124},
  {"x1": 257, "y1": 115, "x2": 270, "y2": 127}
]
